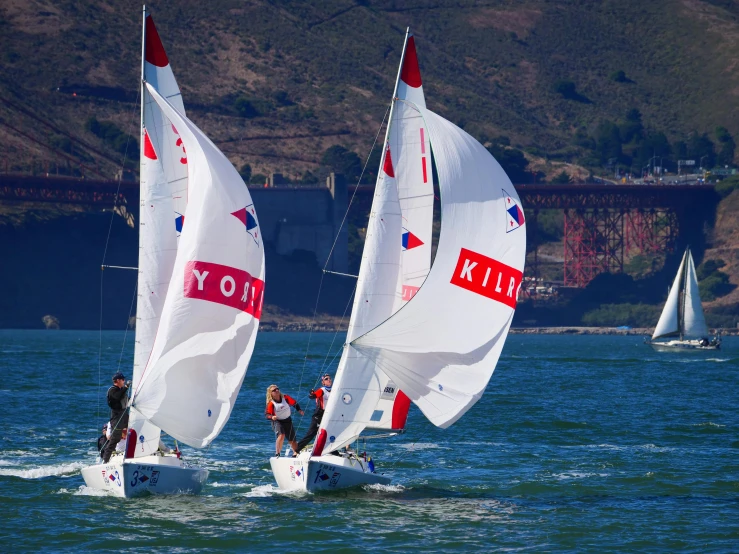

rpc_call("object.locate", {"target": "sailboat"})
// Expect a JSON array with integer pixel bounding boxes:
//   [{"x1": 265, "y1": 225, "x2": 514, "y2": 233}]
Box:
[
  {"x1": 81, "y1": 8, "x2": 265, "y2": 497},
  {"x1": 270, "y1": 31, "x2": 526, "y2": 491},
  {"x1": 646, "y1": 248, "x2": 720, "y2": 351}
]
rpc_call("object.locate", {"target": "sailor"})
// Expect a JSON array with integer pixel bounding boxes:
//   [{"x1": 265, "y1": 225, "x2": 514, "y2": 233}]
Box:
[
  {"x1": 101, "y1": 372, "x2": 130, "y2": 463},
  {"x1": 296, "y1": 373, "x2": 332, "y2": 452},
  {"x1": 265, "y1": 384, "x2": 303, "y2": 457}
]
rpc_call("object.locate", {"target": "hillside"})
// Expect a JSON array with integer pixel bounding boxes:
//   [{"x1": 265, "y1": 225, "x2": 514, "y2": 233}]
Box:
[{"x1": 3, "y1": 0, "x2": 739, "y2": 179}]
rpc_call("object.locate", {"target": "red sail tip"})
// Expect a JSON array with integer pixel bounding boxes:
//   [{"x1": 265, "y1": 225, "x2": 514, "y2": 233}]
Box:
[
  {"x1": 145, "y1": 15, "x2": 170, "y2": 68},
  {"x1": 400, "y1": 35, "x2": 422, "y2": 88},
  {"x1": 143, "y1": 129, "x2": 157, "y2": 160},
  {"x1": 383, "y1": 147, "x2": 395, "y2": 177}
]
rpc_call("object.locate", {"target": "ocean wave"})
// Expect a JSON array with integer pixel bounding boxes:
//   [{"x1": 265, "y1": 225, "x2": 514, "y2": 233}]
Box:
[
  {"x1": 552, "y1": 471, "x2": 608, "y2": 480},
  {"x1": 691, "y1": 422, "x2": 725, "y2": 428},
  {"x1": 397, "y1": 443, "x2": 448, "y2": 451},
  {"x1": 0, "y1": 461, "x2": 86, "y2": 479},
  {"x1": 363, "y1": 482, "x2": 405, "y2": 493},
  {"x1": 242, "y1": 484, "x2": 282, "y2": 497},
  {"x1": 68, "y1": 485, "x2": 114, "y2": 496}
]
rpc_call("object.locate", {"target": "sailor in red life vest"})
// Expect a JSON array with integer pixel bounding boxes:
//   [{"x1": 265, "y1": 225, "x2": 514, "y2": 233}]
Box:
[
  {"x1": 296, "y1": 373, "x2": 332, "y2": 453},
  {"x1": 265, "y1": 384, "x2": 304, "y2": 457}
]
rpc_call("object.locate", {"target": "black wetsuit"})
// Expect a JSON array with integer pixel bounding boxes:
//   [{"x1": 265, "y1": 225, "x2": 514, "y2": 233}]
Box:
[{"x1": 102, "y1": 384, "x2": 129, "y2": 463}]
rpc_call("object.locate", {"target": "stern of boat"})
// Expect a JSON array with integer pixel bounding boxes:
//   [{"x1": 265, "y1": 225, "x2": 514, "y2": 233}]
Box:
[
  {"x1": 270, "y1": 452, "x2": 391, "y2": 492},
  {"x1": 81, "y1": 454, "x2": 208, "y2": 497}
]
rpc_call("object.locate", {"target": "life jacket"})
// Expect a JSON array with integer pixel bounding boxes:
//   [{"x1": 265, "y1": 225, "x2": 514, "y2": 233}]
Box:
[
  {"x1": 316, "y1": 386, "x2": 331, "y2": 410},
  {"x1": 271, "y1": 397, "x2": 292, "y2": 420}
]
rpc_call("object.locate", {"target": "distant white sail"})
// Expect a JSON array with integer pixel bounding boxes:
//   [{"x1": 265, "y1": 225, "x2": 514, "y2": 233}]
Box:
[
  {"x1": 652, "y1": 251, "x2": 686, "y2": 340},
  {"x1": 133, "y1": 84, "x2": 265, "y2": 448},
  {"x1": 683, "y1": 250, "x2": 709, "y2": 339}
]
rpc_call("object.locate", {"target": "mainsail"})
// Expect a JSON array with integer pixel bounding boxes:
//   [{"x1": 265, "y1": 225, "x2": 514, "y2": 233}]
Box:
[
  {"x1": 129, "y1": 11, "x2": 188, "y2": 457},
  {"x1": 132, "y1": 85, "x2": 265, "y2": 448},
  {"x1": 316, "y1": 102, "x2": 526, "y2": 453},
  {"x1": 365, "y1": 30, "x2": 432, "y2": 433}
]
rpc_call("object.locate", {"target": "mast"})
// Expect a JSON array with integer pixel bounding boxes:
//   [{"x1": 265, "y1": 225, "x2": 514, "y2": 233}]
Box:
[
  {"x1": 679, "y1": 248, "x2": 689, "y2": 340},
  {"x1": 140, "y1": 5, "x2": 147, "y2": 140}
]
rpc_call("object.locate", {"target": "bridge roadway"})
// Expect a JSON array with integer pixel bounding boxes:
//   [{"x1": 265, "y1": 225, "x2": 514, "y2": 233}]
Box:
[{"x1": 0, "y1": 174, "x2": 718, "y2": 210}]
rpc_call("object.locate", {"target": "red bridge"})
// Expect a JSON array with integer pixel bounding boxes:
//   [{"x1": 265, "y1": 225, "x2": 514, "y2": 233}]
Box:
[{"x1": 0, "y1": 174, "x2": 718, "y2": 287}]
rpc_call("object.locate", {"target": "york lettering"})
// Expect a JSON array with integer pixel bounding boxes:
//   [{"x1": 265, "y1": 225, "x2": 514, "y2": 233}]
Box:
[{"x1": 184, "y1": 260, "x2": 264, "y2": 319}]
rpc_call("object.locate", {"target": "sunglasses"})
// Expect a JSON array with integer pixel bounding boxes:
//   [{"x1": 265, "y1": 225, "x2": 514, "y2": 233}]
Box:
[
  {"x1": 322, "y1": 377, "x2": 331, "y2": 381},
  {"x1": 271, "y1": 388, "x2": 280, "y2": 392}
]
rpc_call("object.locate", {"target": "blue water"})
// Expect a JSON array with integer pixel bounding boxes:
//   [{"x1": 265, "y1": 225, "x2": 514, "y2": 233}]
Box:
[{"x1": 1, "y1": 330, "x2": 738, "y2": 551}]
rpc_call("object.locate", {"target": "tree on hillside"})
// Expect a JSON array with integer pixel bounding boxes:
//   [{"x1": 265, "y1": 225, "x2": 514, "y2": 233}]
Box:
[
  {"x1": 688, "y1": 132, "x2": 716, "y2": 168},
  {"x1": 716, "y1": 126, "x2": 736, "y2": 166},
  {"x1": 487, "y1": 144, "x2": 530, "y2": 183},
  {"x1": 321, "y1": 145, "x2": 362, "y2": 183},
  {"x1": 595, "y1": 120, "x2": 623, "y2": 164},
  {"x1": 620, "y1": 109, "x2": 644, "y2": 145}
]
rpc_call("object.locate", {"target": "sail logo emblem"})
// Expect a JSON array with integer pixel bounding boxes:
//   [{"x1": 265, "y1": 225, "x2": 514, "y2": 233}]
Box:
[
  {"x1": 503, "y1": 189, "x2": 525, "y2": 233},
  {"x1": 175, "y1": 212, "x2": 185, "y2": 234},
  {"x1": 172, "y1": 124, "x2": 187, "y2": 165},
  {"x1": 450, "y1": 248, "x2": 522, "y2": 309},
  {"x1": 402, "y1": 228, "x2": 424, "y2": 251},
  {"x1": 231, "y1": 204, "x2": 260, "y2": 247},
  {"x1": 184, "y1": 260, "x2": 265, "y2": 319}
]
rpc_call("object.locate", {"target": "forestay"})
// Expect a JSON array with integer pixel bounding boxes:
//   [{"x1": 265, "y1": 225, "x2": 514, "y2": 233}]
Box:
[
  {"x1": 352, "y1": 104, "x2": 526, "y2": 429},
  {"x1": 652, "y1": 252, "x2": 686, "y2": 340},
  {"x1": 129, "y1": 13, "x2": 188, "y2": 457},
  {"x1": 133, "y1": 85, "x2": 265, "y2": 448}
]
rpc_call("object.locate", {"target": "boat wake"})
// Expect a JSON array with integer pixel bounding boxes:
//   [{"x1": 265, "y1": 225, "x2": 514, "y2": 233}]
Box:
[
  {"x1": 61, "y1": 485, "x2": 114, "y2": 496},
  {"x1": 0, "y1": 461, "x2": 86, "y2": 479}
]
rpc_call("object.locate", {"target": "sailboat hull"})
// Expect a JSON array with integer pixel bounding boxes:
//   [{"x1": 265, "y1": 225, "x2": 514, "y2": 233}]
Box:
[
  {"x1": 80, "y1": 454, "x2": 208, "y2": 498},
  {"x1": 270, "y1": 454, "x2": 391, "y2": 492},
  {"x1": 647, "y1": 339, "x2": 720, "y2": 352}
]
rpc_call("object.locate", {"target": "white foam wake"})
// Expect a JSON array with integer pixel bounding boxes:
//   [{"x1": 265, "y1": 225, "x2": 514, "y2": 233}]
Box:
[{"x1": 0, "y1": 461, "x2": 86, "y2": 479}]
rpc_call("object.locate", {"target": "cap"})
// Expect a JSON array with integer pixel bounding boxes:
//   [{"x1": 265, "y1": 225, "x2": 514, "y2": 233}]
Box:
[
  {"x1": 322, "y1": 373, "x2": 331, "y2": 379},
  {"x1": 112, "y1": 372, "x2": 125, "y2": 381}
]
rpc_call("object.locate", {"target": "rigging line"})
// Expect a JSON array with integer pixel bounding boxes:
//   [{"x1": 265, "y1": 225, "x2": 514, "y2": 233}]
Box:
[
  {"x1": 117, "y1": 281, "x2": 139, "y2": 373},
  {"x1": 294, "y1": 279, "x2": 358, "y2": 437},
  {"x1": 97, "y1": 82, "x2": 142, "y2": 433},
  {"x1": 294, "y1": 103, "x2": 391, "y2": 400},
  {"x1": 321, "y1": 103, "x2": 391, "y2": 274}
]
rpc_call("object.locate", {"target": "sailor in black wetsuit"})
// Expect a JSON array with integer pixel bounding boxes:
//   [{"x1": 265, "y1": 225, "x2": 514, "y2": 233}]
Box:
[{"x1": 101, "y1": 372, "x2": 130, "y2": 463}]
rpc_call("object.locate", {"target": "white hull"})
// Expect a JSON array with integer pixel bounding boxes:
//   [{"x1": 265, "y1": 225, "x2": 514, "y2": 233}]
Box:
[
  {"x1": 647, "y1": 338, "x2": 720, "y2": 352},
  {"x1": 270, "y1": 452, "x2": 391, "y2": 492},
  {"x1": 80, "y1": 453, "x2": 208, "y2": 498}
]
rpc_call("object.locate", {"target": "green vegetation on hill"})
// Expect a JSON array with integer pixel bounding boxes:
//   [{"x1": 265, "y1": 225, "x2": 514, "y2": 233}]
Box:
[{"x1": 3, "y1": 1, "x2": 739, "y2": 180}]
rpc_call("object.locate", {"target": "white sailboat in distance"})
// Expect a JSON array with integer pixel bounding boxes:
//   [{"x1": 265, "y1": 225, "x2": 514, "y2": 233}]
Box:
[
  {"x1": 270, "y1": 31, "x2": 526, "y2": 492},
  {"x1": 81, "y1": 7, "x2": 265, "y2": 497},
  {"x1": 646, "y1": 247, "x2": 720, "y2": 351}
]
